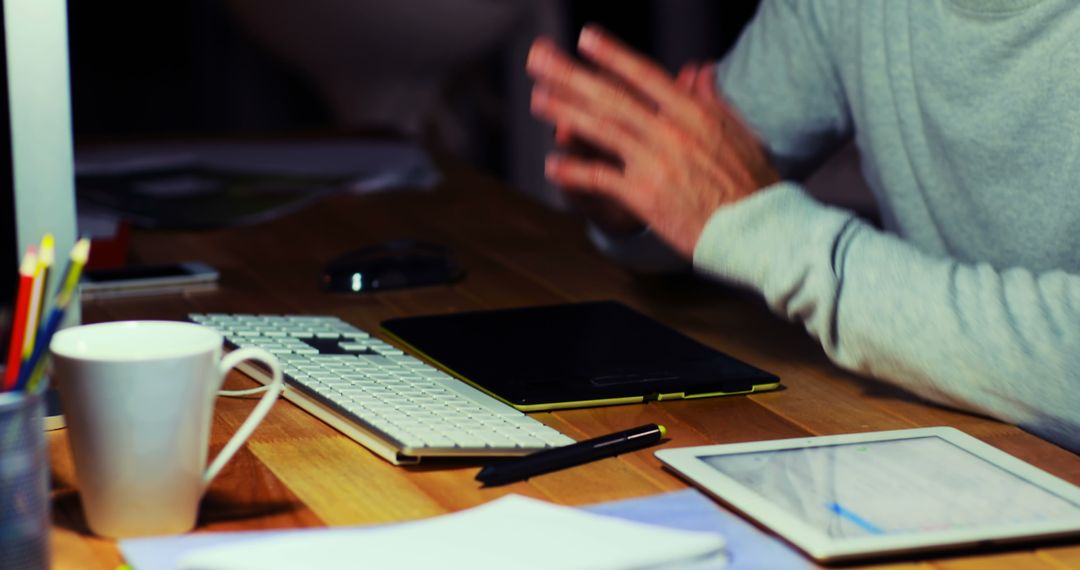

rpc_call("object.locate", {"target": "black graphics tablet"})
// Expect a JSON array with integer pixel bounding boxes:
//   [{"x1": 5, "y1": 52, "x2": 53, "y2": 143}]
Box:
[{"x1": 380, "y1": 300, "x2": 780, "y2": 411}]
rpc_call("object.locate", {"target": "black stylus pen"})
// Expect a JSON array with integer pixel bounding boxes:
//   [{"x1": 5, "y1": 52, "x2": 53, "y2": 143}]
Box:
[{"x1": 475, "y1": 423, "x2": 667, "y2": 486}]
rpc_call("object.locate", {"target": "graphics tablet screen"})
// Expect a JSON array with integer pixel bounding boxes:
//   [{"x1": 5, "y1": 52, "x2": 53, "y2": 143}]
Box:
[
  {"x1": 702, "y1": 436, "x2": 1080, "y2": 539},
  {"x1": 381, "y1": 301, "x2": 779, "y2": 409}
]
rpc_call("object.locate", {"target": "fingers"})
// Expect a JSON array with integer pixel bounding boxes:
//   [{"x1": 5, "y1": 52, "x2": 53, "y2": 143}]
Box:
[
  {"x1": 555, "y1": 122, "x2": 574, "y2": 146},
  {"x1": 527, "y1": 37, "x2": 655, "y2": 137},
  {"x1": 545, "y1": 154, "x2": 624, "y2": 197},
  {"x1": 692, "y1": 63, "x2": 720, "y2": 106},
  {"x1": 532, "y1": 83, "x2": 646, "y2": 166},
  {"x1": 576, "y1": 26, "x2": 709, "y2": 134},
  {"x1": 676, "y1": 62, "x2": 699, "y2": 93}
]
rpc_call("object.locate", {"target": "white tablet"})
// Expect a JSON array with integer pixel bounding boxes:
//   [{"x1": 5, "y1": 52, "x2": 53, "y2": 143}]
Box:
[{"x1": 655, "y1": 427, "x2": 1080, "y2": 563}]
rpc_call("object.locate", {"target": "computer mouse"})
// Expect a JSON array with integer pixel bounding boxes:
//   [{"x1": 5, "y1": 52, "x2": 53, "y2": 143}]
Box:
[{"x1": 320, "y1": 240, "x2": 464, "y2": 293}]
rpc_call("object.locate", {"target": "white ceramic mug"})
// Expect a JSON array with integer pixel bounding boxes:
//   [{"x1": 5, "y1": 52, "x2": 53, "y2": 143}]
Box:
[{"x1": 50, "y1": 320, "x2": 284, "y2": 539}]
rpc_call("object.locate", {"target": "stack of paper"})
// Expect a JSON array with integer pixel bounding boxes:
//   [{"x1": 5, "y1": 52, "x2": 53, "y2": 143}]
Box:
[
  {"x1": 122, "y1": 490, "x2": 812, "y2": 569},
  {"x1": 175, "y1": 495, "x2": 726, "y2": 570}
]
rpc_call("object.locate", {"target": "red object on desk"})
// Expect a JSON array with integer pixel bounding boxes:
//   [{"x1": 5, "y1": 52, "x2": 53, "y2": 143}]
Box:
[{"x1": 85, "y1": 220, "x2": 132, "y2": 270}]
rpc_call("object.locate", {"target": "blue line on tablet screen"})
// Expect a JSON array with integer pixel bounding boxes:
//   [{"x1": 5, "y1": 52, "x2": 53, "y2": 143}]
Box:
[{"x1": 829, "y1": 502, "x2": 884, "y2": 535}]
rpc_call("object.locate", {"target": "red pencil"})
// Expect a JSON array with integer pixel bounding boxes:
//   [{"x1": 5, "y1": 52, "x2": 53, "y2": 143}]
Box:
[{"x1": 3, "y1": 247, "x2": 37, "y2": 390}]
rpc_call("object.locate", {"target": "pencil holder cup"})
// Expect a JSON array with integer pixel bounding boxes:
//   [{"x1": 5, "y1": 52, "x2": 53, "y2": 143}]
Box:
[{"x1": 0, "y1": 385, "x2": 50, "y2": 570}]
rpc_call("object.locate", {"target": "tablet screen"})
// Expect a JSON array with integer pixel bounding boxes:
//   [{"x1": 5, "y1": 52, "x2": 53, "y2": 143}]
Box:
[{"x1": 702, "y1": 436, "x2": 1080, "y2": 539}]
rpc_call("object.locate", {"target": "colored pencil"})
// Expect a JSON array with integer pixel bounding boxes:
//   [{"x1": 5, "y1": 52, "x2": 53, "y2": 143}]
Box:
[
  {"x1": 17, "y1": 237, "x2": 90, "y2": 392},
  {"x1": 21, "y1": 234, "x2": 52, "y2": 359},
  {"x1": 2, "y1": 248, "x2": 37, "y2": 391}
]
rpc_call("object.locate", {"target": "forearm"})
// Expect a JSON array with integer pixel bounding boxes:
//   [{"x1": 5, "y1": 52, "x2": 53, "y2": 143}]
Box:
[{"x1": 695, "y1": 183, "x2": 1080, "y2": 452}]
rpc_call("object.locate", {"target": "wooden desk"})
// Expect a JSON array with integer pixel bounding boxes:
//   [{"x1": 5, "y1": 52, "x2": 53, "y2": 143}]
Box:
[{"x1": 51, "y1": 158, "x2": 1080, "y2": 569}]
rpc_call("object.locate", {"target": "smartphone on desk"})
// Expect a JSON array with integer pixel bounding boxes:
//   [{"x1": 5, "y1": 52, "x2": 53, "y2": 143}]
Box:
[{"x1": 81, "y1": 262, "x2": 219, "y2": 299}]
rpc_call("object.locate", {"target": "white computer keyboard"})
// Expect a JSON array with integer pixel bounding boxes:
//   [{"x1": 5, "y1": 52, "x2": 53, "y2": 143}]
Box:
[{"x1": 189, "y1": 313, "x2": 575, "y2": 465}]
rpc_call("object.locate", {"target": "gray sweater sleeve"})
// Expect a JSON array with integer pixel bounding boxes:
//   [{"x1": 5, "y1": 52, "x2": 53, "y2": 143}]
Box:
[
  {"x1": 694, "y1": 185, "x2": 1080, "y2": 452},
  {"x1": 698, "y1": 0, "x2": 1080, "y2": 450}
]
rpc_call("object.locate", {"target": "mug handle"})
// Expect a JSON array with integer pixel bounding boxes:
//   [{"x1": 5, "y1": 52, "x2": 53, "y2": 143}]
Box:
[{"x1": 202, "y1": 347, "x2": 285, "y2": 489}]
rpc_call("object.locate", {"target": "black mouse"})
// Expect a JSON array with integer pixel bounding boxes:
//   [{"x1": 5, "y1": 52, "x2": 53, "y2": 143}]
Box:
[{"x1": 320, "y1": 240, "x2": 464, "y2": 293}]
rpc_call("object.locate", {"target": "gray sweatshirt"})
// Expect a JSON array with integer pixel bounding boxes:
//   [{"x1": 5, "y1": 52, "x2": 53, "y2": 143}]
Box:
[{"x1": 609, "y1": 0, "x2": 1080, "y2": 451}]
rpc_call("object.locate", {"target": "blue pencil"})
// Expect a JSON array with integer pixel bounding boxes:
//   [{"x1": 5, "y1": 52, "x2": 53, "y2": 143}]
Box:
[{"x1": 16, "y1": 238, "x2": 90, "y2": 392}]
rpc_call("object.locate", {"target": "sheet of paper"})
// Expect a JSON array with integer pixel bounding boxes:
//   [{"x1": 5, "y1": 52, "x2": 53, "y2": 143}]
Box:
[
  {"x1": 175, "y1": 495, "x2": 725, "y2": 570},
  {"x1": 585, "y1": 490, "x2": 812, "y2": 570},
  {"x1": 121, "y1": 490, "x2": 806, "y2": 570}
]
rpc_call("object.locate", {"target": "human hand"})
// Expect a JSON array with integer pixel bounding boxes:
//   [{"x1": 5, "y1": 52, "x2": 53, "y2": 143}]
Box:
[
  {"x1": 527, "y1": 27, "x2": 779, "y2": 257},
  {"x1": 556, "y1": 138, "x2": 647, "y2": 237},
  {"x1": 557, "y1": 60, "x2": 732, "y2": 237}
]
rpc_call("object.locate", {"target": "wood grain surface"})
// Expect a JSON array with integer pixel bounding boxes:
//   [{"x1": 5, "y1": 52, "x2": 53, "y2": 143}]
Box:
[{"x1": 51, "y1": 156, "x2": 1080, "y2": 569}]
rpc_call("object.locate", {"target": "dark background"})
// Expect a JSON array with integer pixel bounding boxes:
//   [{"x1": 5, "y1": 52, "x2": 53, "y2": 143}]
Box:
[{"x1": 68, "y1": 0, "x2": 761, "y2": 182}]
